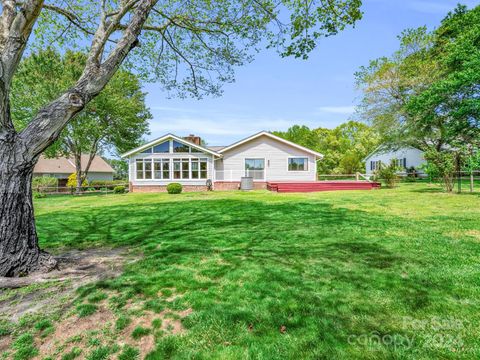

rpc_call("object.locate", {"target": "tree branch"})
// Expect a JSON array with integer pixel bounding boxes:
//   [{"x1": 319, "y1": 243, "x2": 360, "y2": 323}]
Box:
[{"x1": 19, "y1": 0, "x2": 158, "y2": 157}]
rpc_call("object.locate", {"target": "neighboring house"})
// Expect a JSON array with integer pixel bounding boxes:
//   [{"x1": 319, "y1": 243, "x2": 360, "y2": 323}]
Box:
[
  {"x1": 34, "y1": 155, "x2": 115, "y2": 185},
  {"x1": 364, "y1": 146, "x2": 426, "y2": 176},
  {"x1": 121, "y1": 131, "x2": 323, "y2": 192}
]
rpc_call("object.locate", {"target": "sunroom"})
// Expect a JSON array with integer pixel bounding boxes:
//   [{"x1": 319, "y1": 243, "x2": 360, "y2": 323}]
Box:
[{"x1": 122, "y1": 134, "x2": 222, "y2": 186}]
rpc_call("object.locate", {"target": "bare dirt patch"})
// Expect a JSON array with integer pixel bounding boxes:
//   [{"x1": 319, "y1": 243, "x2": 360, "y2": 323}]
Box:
[
  {"x1": 0, "y1": 247, "x2": 136, "y2": 322},
  {"x1": 31, "y1": 293, "x2": 192, "y2": 359}
]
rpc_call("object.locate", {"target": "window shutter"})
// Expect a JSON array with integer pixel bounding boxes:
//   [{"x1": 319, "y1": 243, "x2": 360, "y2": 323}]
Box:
[
  {"x1": 403, "y1": 158, "x2": 407, "y2": 168},
  {"x1": 370, "y1": 161, "x2": 373, "y2": 170}
]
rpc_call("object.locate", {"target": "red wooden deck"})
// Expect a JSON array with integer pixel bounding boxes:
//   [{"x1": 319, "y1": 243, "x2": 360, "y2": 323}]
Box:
[{"x1": 267, "y1": 180, "x2": 381, "y2": 193}]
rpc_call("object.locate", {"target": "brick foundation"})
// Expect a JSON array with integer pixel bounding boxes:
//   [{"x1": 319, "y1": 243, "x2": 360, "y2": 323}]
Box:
[
  {"x1": 129, "y1": 182, "x2": 267, "y2": 192},
  {"x1": 131, "y1": 184, "x2": 208, "y2": 193},
  {"x1": 213, "y1": 182, "x2": 267, "y2": 191}
]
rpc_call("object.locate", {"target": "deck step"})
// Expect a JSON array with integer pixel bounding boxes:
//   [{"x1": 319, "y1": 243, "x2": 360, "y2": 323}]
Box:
[{"x1": 267, "y1": 181, "x2": 380, "y2": 193}]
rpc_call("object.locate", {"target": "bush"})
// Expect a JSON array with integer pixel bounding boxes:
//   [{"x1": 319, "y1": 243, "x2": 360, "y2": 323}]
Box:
[
  {"x1": 32, "y1": 176, "x2": 58, "y2": 189},
  {"x1": 67, "y1": 173, "x2": 88, "y2": 188},
  {"x1": 423, "y1": 149, "x2": 456, "y2": 192},
  {"x1": 166, "y1": 183, "x2": 182, "y2": 194},
  {"x1": 113, "y1": 186, "x2": 126, "y2": 194},
  {"x1": 33, "y1": 191, "x2": 46, "y2": 199},
  {"x1": 375, "y1": 161, "x2": 399, "y2": 188},
  {"x1": 89, "y1": 180, "x2": 126, "y2": 187}
]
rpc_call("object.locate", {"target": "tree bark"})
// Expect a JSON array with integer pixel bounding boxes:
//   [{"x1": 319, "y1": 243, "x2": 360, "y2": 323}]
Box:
[
  {"x1": 74, "y1": 152, "x2": 83, "y2": 195},
  {"x1": 470, "y1": 173, "x2": 474, "y2": 193},
  {"x1": 0, "y1": 138, "x2": 57, "y2": 276}
]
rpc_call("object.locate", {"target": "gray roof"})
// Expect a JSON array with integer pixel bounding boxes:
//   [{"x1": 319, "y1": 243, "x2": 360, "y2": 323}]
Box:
[{"x1": 206, "y1": 146, "x2": 226, "y2": 151}]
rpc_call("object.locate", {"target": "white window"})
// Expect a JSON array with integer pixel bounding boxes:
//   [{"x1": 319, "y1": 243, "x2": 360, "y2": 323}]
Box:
[
  {"x1": 136, "y1": 159, "x2": 152, "y2": 179},
  {"x1": 172, "y1": 158, "x2": 207, "y2": 179},
  {"x1": 154, "y1": 159, "x2": 170, "y2": 179},
  {"x1": 245, "y1": 158, "x2": 265, "y2": 179},
  {"x1": 288, "y1": 157, "x2": 308, "y2": 171}
]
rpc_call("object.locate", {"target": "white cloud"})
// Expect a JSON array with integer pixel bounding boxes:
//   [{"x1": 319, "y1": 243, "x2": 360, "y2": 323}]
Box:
[
  {"x1": 147, "y1": 115, "x2": 296, "y2": 143},
  {"x1": 315, "y1": 106, "x2": 356, "y2": 115}
]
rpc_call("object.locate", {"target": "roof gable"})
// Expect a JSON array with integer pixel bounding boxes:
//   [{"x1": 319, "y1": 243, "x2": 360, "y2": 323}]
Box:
[
  {"x1": 121, "y1": 134, "x2": 222, "y2": 158},
  {"x1": 219, "y1": 131, "x2": 323, "y2": 158},
  {"x1": 34, "y1": 155, "x2": 114, "y2": 174}
]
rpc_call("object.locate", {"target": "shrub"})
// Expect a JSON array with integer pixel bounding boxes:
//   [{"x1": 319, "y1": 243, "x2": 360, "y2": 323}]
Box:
[
  {"x1": 32, "y1": 176, "x2": 58, "y2": 189},
  {"x1": 33, "y1": 191, "x2": 46, "y2": 199},
  {"x1": 67, "y1": 173, "x2": 88, "y2": 188},
  {"x1": 166, "y1": 183, "x2": 182, "y2": 194},
  {"x1": 423, "y1": 149, "x2": 456, "y2": 192},
  {"x1": 89, "y1": 180, "x2": 126, "y2": 187},
  {"x1": 375, "y1": 161, "x2": 399, "y2": 188},
  {"x1": 113, "y1": 186, "x2": 126, "y2": 194}
]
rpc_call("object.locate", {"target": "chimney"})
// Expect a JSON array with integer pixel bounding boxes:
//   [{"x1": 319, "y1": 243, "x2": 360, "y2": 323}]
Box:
[{"x1": 184, "y1": 134, "x2": 201, "y2": 145}]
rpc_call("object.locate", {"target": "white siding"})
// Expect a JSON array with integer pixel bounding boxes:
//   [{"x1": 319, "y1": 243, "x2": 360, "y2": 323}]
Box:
[
  {"x1": 217, "y1": 135, "x2": 317, "y2": 181},
  {"x1": 365, "y1": 147, "x2": 426, "y2": 175}
]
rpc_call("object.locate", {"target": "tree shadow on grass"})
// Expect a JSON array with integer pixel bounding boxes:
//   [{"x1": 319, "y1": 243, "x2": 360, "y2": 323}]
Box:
[{"x1": 35, "y1": 196, "x2": 460, "y2": 358}]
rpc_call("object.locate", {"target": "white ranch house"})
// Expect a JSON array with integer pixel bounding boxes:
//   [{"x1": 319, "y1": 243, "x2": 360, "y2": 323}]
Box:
[
  {"x1": 364, "y1": 146, "x2": 426, "y2": 176},
  {"x1": 122, "y1": 131, "x2": 323, "y2": 192}
]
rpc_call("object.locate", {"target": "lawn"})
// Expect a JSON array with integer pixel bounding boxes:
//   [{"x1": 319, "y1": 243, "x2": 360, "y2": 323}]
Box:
[{"x1": 2, "y1": 183, "x2": 480, "y2": 359}]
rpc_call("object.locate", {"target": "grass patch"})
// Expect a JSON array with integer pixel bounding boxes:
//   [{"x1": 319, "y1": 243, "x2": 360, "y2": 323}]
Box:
[
  {"x1": 131, "y1": 326, "x2": 150, "y2": 340},
  {"x1": 115, "y1": 315, "x2": 131, "y2": 332},
  {"x1": 29, "y1": 183, "x2": 480, "y2": 358},
  {"x1": 86, "y1": 291, "x2": 108, "y2": 304},
  {"x1": 85, "y1": 346, "x2": 110, "y2": 360},
  {"x1": 118, "y1": 345, "x2": 140, "y2": 360},
  {"x1": 61, "y1": 347, "x2": 82, "y2": 360},
  {"x1": 12, "y1": 333, "x2": 38, "y2": 360},
  {"x1": 76, "y1": 304, "x2": 97, "y2": 318}
]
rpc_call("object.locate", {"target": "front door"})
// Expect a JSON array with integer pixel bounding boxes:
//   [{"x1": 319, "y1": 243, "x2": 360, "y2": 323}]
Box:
[{"x1": 245, "y1": 158, "x2": 265, "y2": 180}]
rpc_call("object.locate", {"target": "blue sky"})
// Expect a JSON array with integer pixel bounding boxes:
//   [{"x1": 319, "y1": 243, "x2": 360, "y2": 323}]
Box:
[{"x1": 144, "y1": 0, "x2": 479, "y2": 146}]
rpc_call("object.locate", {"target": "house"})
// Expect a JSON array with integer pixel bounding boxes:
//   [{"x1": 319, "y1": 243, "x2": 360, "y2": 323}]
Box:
[
  {"x1": 34, "y1": 155, "x2": 115, "y2": 185},
  {"x1": 121, "y1": 131, "x2": 323, "y2": 192},
  {"x1": 364, "y1": 146, "x2": 426, "y2": 176}
]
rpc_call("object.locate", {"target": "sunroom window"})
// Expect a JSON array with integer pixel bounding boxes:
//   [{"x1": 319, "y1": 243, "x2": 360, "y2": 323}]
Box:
[
  {"x1": 136, "y1": 159, "x2": 152, "y2": 179},
  {"x1": 153, "y1": 141, "x2": 170, "y2": 153},
  {"x1": 173, "y1": 140, "x2": 190, "y2": 153},
  {"x1": 154, "y1": 159, "x2": 170, "y2": 179}
]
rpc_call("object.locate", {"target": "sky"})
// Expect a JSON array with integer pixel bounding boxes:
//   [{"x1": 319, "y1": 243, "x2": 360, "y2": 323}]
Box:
[{"x1": 143, "y1": 0, "x2": 479, "y2": 146}]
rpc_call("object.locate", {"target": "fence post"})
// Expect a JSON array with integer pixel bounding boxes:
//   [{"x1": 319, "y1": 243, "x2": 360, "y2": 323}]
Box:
[{"x1": 355, "y1": 172, "x2": 359, "y2": 181}]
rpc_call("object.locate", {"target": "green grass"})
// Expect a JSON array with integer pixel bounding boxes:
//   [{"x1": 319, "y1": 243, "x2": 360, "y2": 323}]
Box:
[
  {"x1": 131, "y1": 326, "x2": 150, "y2": 340},
  {"x1": 30, "y1": 183, "x2": 480, "y2": 359}
]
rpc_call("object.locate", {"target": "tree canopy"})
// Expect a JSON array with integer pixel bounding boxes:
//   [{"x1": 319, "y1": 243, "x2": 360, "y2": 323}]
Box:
[
  {"x1": 273, "y1": 121, "x2": 379, "y2": 174},
  {"x1": 356, "y1": 4, "x2": 480, "y2": 153}
]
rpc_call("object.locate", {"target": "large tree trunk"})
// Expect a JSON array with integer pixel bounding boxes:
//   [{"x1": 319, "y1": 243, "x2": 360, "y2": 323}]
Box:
[
  {"x1": 74, "y1": 153, "x2": 83, "y2": 195},
  {"x1": 0, "y1": 142, "x2": 57, "y2": 277}
]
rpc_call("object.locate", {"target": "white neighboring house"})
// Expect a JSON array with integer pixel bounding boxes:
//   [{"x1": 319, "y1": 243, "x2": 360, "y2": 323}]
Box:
[
  {"x1": 364, "y1": 146, "x2": 426, "y2": 176},
  {"x1": 121, "y1": 131, "x2": 323, "y2": 192}
]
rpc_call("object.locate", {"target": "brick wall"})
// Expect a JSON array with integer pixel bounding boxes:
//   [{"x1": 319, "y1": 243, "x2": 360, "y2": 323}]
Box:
[
  {"x1": 213, "y1": 182, "x2": 267, "y2": 191},
  {"x1": 130, "y1": 182, "x2": 267, "y2": 193}
]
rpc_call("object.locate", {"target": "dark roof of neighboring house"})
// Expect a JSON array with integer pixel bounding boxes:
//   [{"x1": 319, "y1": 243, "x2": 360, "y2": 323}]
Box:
[{"x1": 34, "y1": 155, "x2": 114, "y2": 174}]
